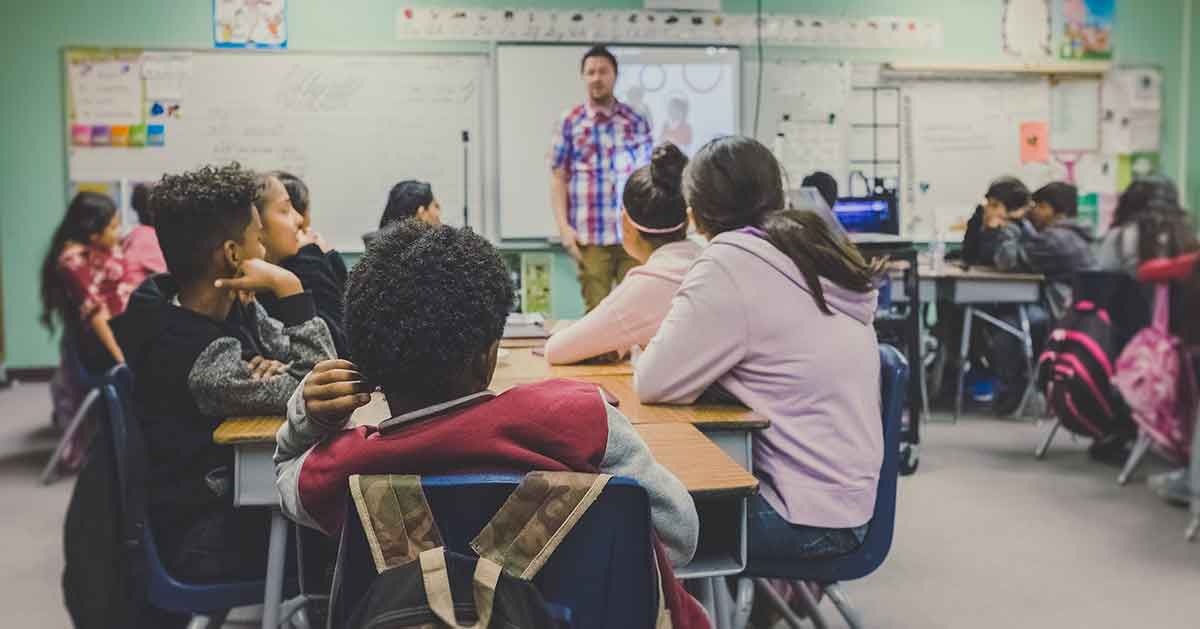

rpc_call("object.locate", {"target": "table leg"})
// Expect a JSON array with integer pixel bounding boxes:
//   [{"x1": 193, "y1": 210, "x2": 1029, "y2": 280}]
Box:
[
  {"x1": 955, "y1": 306, "x2": 974, "y2": 422},
  {"x1": 262, "y1": 510, "x2": 288, "y2": 629},
  {"x1": 1014, "y1": 304, "x2": 1037, "y2": 418},
  {"x1": 712, "y1": 576, "x2": 732, "y2": 629},
  {"x1": 695, "y1": 578, "x2": 718, "y2": 628}
]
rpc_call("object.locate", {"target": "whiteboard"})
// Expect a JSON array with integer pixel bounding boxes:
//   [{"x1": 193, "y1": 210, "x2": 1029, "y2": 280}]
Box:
[
  {"x1": 67, "y1": 50, "x2": 487, "y2": 251},
  {"x1": 901, "y1": 79, "x2": 1053, "y2": 239},
  {"x1": 496, "y1": 44, "x2": 740, "y2": 240}
]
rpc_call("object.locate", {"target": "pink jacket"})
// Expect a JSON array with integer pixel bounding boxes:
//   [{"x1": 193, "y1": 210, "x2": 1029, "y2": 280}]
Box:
[
  {"x1": 122, "y1": 224, "x2": 167, "y2": 287},
  {"x1": 545, "y1": 240, "x2": 702, "y2": 364},
  {"x1": 635, "y1": 230, "x2": 882, "y2": 528}
]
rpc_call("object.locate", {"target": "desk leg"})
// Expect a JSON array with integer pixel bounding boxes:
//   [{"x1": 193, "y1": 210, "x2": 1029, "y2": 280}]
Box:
[
  {"x1": 262, "y1": 510, "x2": 288, "y2": 629},
  {"x1": 1014, "y1": 305, "x2": 1037, "y2": 419},
  {"x1": 955, "y1": 306, "x2": 974, "y2": 423}
]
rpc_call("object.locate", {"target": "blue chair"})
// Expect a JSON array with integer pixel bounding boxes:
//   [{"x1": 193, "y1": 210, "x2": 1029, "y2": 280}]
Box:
[
  {"x1": 732, "y1": 344, "x2": 908, "y2": 629},
  {"x1": 330, "y1": 474, "x2": 659, "y2": 629},
  {"x1": 101, "y1": 364, "x2": 269, "y2": 627}
]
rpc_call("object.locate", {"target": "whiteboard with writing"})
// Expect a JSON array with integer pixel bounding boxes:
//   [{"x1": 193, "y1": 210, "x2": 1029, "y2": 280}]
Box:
[
  {"x1": 67, "y1": 50, "x2": 486, "y2": 251},
  {"x1": 901, "y1": 79, "x2": 1052, "y2": 239}
]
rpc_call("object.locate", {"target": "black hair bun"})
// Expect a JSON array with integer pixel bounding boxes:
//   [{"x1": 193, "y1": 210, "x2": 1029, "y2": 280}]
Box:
[{"x1": 649, "y1": 143, "x2": 688, "y2": 197}]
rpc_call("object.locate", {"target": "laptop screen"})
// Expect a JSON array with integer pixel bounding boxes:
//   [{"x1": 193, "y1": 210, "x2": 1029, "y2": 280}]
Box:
[{"x1": 832, "y1": 197, "x2": 896, "y2": 234}]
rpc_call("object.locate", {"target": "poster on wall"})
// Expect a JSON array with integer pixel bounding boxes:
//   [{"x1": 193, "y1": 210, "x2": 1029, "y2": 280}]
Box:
[
  {"x1": 214, "y1": 0, "x2": 287, "y2": 49},
  {"x1": 1059, "y1": 0, "x2": 1113, "y2": 59}
]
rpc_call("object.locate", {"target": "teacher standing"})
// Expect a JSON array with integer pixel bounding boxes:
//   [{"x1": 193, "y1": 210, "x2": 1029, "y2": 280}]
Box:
[{"x1": 549, "y1": 45, "x2": 653, "y2": 311}]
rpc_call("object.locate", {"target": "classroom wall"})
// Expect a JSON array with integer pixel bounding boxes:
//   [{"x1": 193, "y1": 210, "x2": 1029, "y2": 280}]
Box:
[
  {"x1": 0, "y1": 0, "x2": 1192, "y2": 369},
  {"x1": 1190, "y1": 0, "x2": 1200, "y2": 216}
]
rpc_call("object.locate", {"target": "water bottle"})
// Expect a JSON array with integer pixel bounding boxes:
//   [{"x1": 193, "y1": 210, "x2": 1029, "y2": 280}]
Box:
[{"x1": 930, "y1": 230, "x2": 946, "y2": 275}]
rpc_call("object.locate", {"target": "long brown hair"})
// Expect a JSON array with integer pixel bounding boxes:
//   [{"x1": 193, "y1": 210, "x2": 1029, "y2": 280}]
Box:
[
  {"x1": 40, "y1": 192, "x2": 118, "y2": 331},
  {"x1": 683, "y1": 135, "x2": 879, "y2": 315}
]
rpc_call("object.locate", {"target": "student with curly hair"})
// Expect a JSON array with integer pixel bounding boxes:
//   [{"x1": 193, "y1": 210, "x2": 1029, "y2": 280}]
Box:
[
  {"x1": 275, "y1": 220, "x2": 709, "y2": 629},
  {"x1": 110, "y1": 163, "x2": 335, "y2": 606}
]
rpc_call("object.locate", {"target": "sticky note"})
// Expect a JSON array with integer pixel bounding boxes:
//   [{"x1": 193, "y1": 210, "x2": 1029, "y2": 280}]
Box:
[
  {"x1": 109, "y1": 125, "x2": 130, "y2": 147},
  {"x1": 1019, "y1": 121, "x2": 1049, "y2": 164},
  {"x1": 91, "y1": 125, "x2": 111, "y2": 146},
  {"x1": 147, "y1": 124, "x2": 166, "y2": 146},
  {"x1": 71, "y1": 124, "x2": 91, "y2": 146},
  {"x1": 128, "y1": 124, "x2": 147, "y2": 147}
]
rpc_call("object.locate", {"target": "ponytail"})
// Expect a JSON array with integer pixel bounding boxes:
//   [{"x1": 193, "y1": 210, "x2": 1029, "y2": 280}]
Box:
[{"x1": 758, "y1": 209, "x2": 880, "y2": 315}]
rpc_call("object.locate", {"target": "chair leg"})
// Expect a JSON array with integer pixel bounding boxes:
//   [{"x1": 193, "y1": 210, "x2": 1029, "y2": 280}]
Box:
[
  {"x1": 1117, "y1": 432, "x2": 1153, "y2": 486},
  {"x1": 823, "y1": 583, "x2": 864, "y2": 629},
  {"x1": 40, "y1": 387, "x2": 100, "y2": 485},
  {"x1": 1186, "y1": 514, "x2": 1199, "y2": 542},
  {"x1": 730, "y1": 578, "x2": 754, "y2": 629},
  {"x1": 187, "y1": 609, "x2": 229, "y2": 629},
  {"x1": 1035, "y1": 419, "x2": 1061, "y2": 459},
  {"x1": 753, "y1": 578, "x2": 824, "y2": 629},
  {"x1": 955, "y1": 306, "x2": 975, "y2": 423}
]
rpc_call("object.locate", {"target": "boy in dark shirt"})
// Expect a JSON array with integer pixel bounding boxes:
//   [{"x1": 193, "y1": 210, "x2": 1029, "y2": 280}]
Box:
[{"x1": 113, "y1": 164, "x2": 335, "y2": 592}]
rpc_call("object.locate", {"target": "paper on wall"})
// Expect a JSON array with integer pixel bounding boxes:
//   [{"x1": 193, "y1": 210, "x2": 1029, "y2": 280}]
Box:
[
  {"x1": 1071, "y1": 153, "x2": 1117, "y2": 194},
  {"x1": 1050, "y1": 79, "x2": 1100, "y2": 151},
  {"x1": 70, "y1": 59, "x2": 143, "y2": 127}
]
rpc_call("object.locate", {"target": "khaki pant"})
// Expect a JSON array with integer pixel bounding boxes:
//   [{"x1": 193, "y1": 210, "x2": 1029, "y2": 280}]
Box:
[{"x1": 577, "y1": 244, "x2": 639, "y2": 312}]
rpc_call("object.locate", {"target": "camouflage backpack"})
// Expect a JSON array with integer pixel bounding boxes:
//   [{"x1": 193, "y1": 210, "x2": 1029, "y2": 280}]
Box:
[{"x1": 333, "y1": 472, "x2": 671, "y2": 629}]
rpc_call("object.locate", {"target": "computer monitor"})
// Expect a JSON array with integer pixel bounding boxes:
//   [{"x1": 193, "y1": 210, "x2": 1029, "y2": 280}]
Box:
[{"x1": 832, "y1": 195, "x2": 899, "y2": 235}]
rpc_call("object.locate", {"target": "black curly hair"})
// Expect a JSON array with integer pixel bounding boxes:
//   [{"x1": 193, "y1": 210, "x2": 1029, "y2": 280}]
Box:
[
  {"x1": 345, "y1": 220, "x2": 513, "y2": 400},
  {"x1": 152, "y1": 163, "x2": 258, "y2": 285}
]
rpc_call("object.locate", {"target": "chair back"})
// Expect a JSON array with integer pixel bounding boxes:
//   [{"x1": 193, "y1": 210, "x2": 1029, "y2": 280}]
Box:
[
  {"x1": 332, "y1": 474, "x2": 658, "y2": 629},
  {"x1": 747, "y1": 343, "x2": 908, "y2": 582},
  {"x1": 99, "y1": 365, "x2": 265, "y2": 613}
]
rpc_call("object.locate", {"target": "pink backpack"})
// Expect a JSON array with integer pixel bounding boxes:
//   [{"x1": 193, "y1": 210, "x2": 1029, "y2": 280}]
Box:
[{"x1": 1112, "y1": 284, "x2": 1197, "y2": 463}]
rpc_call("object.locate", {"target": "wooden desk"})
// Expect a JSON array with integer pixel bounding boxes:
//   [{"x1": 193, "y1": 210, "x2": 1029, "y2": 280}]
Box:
[
  {"x1": 495, "y1": 347, "x2": 633, "y2": 380},
  {"x1": 215, "y1": 414, "x2": 757, "y2": 588},
  {"x1": 213, "y1": 415, "x2": 757, "y2": 499}
]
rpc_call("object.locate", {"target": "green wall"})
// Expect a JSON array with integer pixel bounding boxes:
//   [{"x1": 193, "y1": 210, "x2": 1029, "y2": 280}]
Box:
[
  {"x1": 1, "y1": 0, "x2": 1193, "y2": 368},
  {"x1": 1191, "y1": 1, "x2": 1200, "y2": 218}
]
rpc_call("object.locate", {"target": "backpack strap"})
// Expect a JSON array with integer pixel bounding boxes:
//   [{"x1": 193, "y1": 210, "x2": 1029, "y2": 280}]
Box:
[
  {"x1": 419, "y1": 548, "x2": 502, "y2": 629},
  {"x1": 470, "y1": 472, "x2": 612, "y2": 579},
  {"x1": 348, "y1": 474, "x2": 444, "y2": 573},
  {"x1": 1153, "y1": 283, "x2": 1171, "y2": 332}
]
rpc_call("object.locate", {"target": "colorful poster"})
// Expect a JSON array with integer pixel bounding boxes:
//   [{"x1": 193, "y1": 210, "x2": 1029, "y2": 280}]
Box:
[
  {"x1": 1060, "y1": 0, "x2": 1114, "y2": 60},
  {"x1": 214, "y1": 0, "x2": 287, "y2": 49},
  {"x1": 1019, "y1": 121, "x2": 1050, "y2": 164}
]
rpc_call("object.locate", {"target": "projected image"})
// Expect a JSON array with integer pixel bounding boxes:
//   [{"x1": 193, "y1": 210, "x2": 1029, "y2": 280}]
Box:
[{"x1": 613, "y1": 47, "x2": 739, "y2": 155}]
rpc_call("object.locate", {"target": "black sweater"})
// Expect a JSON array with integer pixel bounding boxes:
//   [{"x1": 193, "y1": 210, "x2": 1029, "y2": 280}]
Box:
[{"x1": 259, "y1": 244, "x2": 349, "y2": 357}]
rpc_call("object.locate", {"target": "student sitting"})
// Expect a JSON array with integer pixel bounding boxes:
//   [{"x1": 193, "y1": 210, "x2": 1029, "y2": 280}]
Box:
[
  {"x1": 122, "y1": 183, "x2": 168, "y2": 288},
  {"x1": 635, "y1": 137, "x2": 883, "y2": 565},
  {"x1": 255, "y1": 173, "x2": 349, "y2": 357},
  {"x1": 545, "y1": 143, "x2": 701, "y2": 364},
  {"x1": 960, "y1": 177, "x2": 1031, "y2": 266},
  {"x1": 801, "y1": 170, "x2": 839, "y2": 209},
  {"x1": 361, "y1": 179, "x2": 443, "y2": 247},
  {"x1": 41, "y1": 192, "x2": 135, "y2": 427},
  {"x1": 1096, "y1": 175, "x2": 1179, "y2": 275},
  {"x1": 275, "y1": 171, "x2": 348, "y2": 285},
  {"x1": 983, "y1": 182, "x2": 1096, "y2": 318},
  {"x1": 111, "y1": 164, "x2": 334, "y2": 601},
  {"x1": 274, "y1": 220, "x2": 708, "y2": 628}
]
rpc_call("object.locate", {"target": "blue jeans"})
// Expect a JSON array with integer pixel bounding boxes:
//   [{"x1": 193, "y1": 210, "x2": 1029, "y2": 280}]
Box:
[{"x1": 747, "y1": 494, "x2": 868, "y2": 561}]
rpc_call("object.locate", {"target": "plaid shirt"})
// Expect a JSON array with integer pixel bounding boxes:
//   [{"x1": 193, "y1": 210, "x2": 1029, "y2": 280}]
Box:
[{"x1": 549, "y1": 101, "x2": 652, "y2": 246}]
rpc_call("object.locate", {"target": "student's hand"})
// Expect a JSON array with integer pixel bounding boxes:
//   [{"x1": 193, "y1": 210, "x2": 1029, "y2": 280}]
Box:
[
  {"x1": 299, "y1": 228, "x2": 332, "y2": 253},
  {"x1": 558, "y1": 224, "x2": 583, "y2": 263},
  {"x1": 248, "y1": 356, "x2": 289, "y2": 381},
  {"x1": 303, "y1": 359, "x2": 372, "y2": 429},
  {"x1": 1007, "y1": 205, "x2": 1030, "y2": 222},
  {"x1": 215, "y1": 258, "x2": 303, "y2": 299}
]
